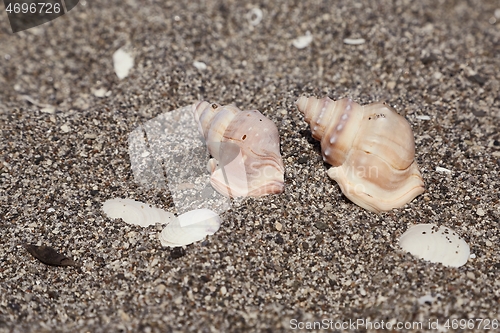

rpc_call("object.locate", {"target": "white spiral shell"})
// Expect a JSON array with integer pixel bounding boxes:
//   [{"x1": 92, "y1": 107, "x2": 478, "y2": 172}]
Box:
[
  {"x1": 193, "y1": 101, "x2": 285, "y2": 197},
  {"x1": 296, "y1": 96, "x2": 425, "y2": 212}
]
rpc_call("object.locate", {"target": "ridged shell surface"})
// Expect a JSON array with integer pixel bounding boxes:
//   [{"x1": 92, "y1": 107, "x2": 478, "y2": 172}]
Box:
[
  {"x1": 399, "y1": 224, "x2": 469, "y2": 267},
  {"x1": 193, "y1": 101, "x2": 285, "y2": 197},
  {"x1": 159, "y1": 208, "x2": 221, "y2": 247},
  {"x1": 102, "y1": 198, "x2": 177, "y2": 227},
  {"x1": 296, "y1": 96, "x2": 425, "y2": 212}
]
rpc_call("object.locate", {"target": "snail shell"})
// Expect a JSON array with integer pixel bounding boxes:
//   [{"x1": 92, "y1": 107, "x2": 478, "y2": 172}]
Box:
[
  {"x1": 193, "y1": 101, "x2": 285, "y2": 197},
  {"x1": 296, "y1": 96, "x2": 425, "y2": 212}
]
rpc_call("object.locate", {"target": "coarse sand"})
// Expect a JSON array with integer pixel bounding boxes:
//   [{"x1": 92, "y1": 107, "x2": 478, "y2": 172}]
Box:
[{"x1": 1, "y1": 0, "x2": 499, "y2": 332}]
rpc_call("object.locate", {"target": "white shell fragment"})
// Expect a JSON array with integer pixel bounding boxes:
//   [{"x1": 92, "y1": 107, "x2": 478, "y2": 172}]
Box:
[
  {"x1": 159, "y1": 209, "x2": 221, "y2": 247},
  {"x1": 102, "y1": 198, "x2": 177, "y2": 227},
  {"x1": 193, "y1": 61, "x2": 207, "y2": 70},
  {"x1": 417, "y1": 293, "x2": 442, "y2": 305},
  {"x1": 93, "y1": 87, "x2": 109, "y2": 98},
  {"x1": 416, "y1": 115, "x2": 431, "y2": 120},
  {"x1": 399, "y1": 224, "x2": 470, "y2": 267},
  {"x1": 436, "y1": 166, "x2": 452, "y2": 174},
  {"x1": 247, "y1": 8, "x2": 263, "y2": 26},
  {"x1": 60, "y1": 124, "x2": 71, "y2": 133},
  {"x1": 343, "y1": 38, "x2": 366, "y2": 45},
  {"x1": 113, "y1": 48, "x2": 134, "y2": 79},
  {"x1": 292, "y1": 31, "x2": 313, "y2": 49}
]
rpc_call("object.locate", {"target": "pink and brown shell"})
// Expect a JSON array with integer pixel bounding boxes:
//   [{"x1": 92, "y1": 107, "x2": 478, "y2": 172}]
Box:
[
  {"x1": 193, "y1": 101, "x2": 285, "y2": 197},
  {"x1": 296, "y1": 96, "x2": 425, "y2": 212}
]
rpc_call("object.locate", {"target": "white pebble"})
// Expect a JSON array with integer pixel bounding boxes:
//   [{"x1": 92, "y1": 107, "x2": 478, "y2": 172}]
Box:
[
  {"x1": 40, "y1": 106, "x2": 56, "y2": 114},
  {"x1": 113, "y1": 48, "x2": 134, "y2": 79},
  {"x1": 476, "y1": 208, "x2": 485, "y2": 216},
  {"x1": 60, "y1": 124, "x2": 71, "y2": 133},
  {"x1": 416, "y1": 115, "x2": 431, "y2": 120},
  {"x1": 193, "y1": 61, "x2": 207, "y2": 70},
  {"x1": 417, "y1": 294, "x2": 442, "y2": 305},
  {"x1": 93, "y1": 88, "x2": 108, "y2": 98},
  {"x1": 343, "y1": 38, "x2": 366, "y2": 45},
  {"x1": 435, "y1": 166, "x2": 452, "y2": 174},
  {"x1": 433, "y1": 71, "x2": 443, "y2": 80},
  {"x1": 292, "y1": 31, "x2": 313, "y2": 49}
]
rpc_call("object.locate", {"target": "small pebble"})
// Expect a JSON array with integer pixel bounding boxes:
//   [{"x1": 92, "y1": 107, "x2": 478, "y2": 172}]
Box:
[
  {"x1": 60, "y1": 124, "x2": 71, "y2": 133},
  {"x1": 386, "y1": 81, "x2": 396, "y2": 90},
  {"x1": 436, "y1": 166, "x2": 452, "y2": 174},
  {"x1": 40, "y1": 106, "x2": 56, "y2": 114},
  {"x1": 343, "y1": 38, "x2": 366, "y2": 45},
  {"x1": 274, "y1": 222, "x2": 283, "y2": 231},
  {"x1": 193, "y1": 61, "x2": 207, "y2": 70},
  {"x1": 314, "y1": 221, "x2": 329, "y2": 230},
  {"x1": 433, "y1": 71, "x2": 443, "y2": 80},
  {"x1": 476, "y1": 208, "x2": 485, "y2": 216}
]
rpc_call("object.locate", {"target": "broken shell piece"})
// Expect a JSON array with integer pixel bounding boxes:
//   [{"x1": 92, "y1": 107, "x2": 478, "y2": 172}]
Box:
[
  {"x1": 247, "y1": 8, "x2": 263, "y2": 26},
  {"x1": 102, "y1": 198, "x2": 177, "y2": 227},
  {"x1": 113, "y1": 48, "x2": 134, "y2": 79},
  {"x1": 399, "y1": 224, "x2": 470, "y2": 267},
  {"x1": 23, "y1": 244, "x2": 77, "y2": 267},
  {"x1": 343, "y1": 38, "x2": 366, "y2": 45},
  {"x1": 436, "y1": 166, "x2": 452, "y2": 174},
  {"x1": 159, "y1": 209, "x2": 221, "y2": 247},
  {"x1": 193, "y1": 61, "x2": 207, "y2": 70},
  {"x1": 292, "y1": 31, "x2": 313, "y2": 49}
]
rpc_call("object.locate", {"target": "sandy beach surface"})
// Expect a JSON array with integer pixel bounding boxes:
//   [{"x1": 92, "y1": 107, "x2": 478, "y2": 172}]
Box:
[{"x1": 1, "y1": 0, "x2": 499, "y2": 332}]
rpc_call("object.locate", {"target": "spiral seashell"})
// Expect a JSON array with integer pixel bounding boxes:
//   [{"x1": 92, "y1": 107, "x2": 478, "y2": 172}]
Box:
[
  {"x1": 296, "y1": 96, "x2": 425, "y2": 212},
  {"x1": 193, "y1": 101, "x2": 285, "y2": 197}
]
